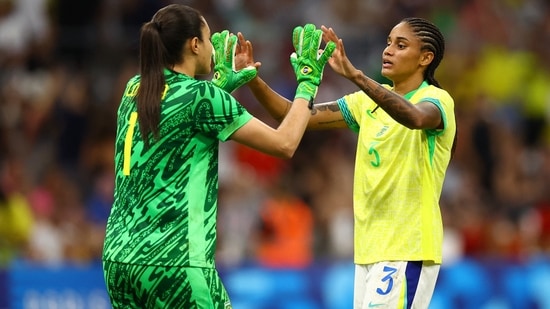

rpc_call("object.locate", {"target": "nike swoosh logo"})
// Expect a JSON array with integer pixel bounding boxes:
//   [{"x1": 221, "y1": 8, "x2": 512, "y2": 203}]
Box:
[
  {"x1": 367, "y1": 109, "x2": 377, "y2": 119},
  {"x1": 368, "y1": 302, "x2": 385, "y2": 308}
]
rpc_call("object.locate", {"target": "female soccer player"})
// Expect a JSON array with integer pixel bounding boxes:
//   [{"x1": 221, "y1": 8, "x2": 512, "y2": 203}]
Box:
[
  {"x1": 101, "y1": 4, "x2": 334, "y2": 308},
  {"x1": 245, "y1": 17, "x2": 456, "y2": 309}
]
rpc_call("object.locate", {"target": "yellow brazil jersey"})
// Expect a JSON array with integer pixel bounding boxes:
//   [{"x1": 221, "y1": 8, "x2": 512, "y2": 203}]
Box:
[{"x1": 337, "y1": 81, "x2": 455, "y2": 264}]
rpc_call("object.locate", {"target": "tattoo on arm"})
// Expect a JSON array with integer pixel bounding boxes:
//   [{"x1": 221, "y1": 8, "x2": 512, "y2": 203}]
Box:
[
  {"x1": 311, "y1": 102, "x2": 346, "y2": 127},
  {"x1": 356, "y1": 76, "x2": 419, "y2": 127},
  {"x1": 311, "y1": 102, "x2": 341, "y2": 115},
  {"x1": 317, "y1": 119, "x2": 345, "y2": 126}
]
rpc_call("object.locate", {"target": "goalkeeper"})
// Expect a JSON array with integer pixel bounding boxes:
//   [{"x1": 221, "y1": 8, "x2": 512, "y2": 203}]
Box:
[{"x1": 101, "y1": 3, "x2": 334, "y2": 309}]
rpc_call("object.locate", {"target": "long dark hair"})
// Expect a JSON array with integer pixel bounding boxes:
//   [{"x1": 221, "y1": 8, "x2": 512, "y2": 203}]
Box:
[
  {"x1": 402, "y1": 17, "x2": 445, "y2": 88},
  {"x1": 137, "y1": 4, "x2": 205, "y2": 145}
]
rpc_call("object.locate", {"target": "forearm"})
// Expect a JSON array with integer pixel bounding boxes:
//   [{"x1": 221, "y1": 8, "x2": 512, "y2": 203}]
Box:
[
  {"x1": 349, "y1": 70, "x2": 419, "y2": 128},
  {"x1": 277, "y1": 97, "x2": 311, "y2": 155},
  {"x1": 247, "y1": 76, "x2": 292, "y2": 123},
  {"x1": 229, "y1": 96, "x2": 311, "y2": 159}
]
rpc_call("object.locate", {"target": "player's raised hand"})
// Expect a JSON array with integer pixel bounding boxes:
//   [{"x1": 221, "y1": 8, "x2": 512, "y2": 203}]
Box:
[
  {"x1": 321, "y1": 25, "x2": 358, "y2": 80},
  {"x1": 211, "y1": 30, "x2": 258, "y2": 93},
  {"x1": 290, "y1": 24, "x2": 336, "y2": 102},
  {"x1": 234, "y1": 32, "x2": 261, "y2": 72}
]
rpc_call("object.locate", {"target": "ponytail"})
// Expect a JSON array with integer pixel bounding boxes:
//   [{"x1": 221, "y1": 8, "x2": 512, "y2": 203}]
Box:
[
  {"x1": 135, "y1": 4, "x2": 204, "y2": 146},
  {"x1": 137, "y1": 22, "x2": 166, "y2": 145}
]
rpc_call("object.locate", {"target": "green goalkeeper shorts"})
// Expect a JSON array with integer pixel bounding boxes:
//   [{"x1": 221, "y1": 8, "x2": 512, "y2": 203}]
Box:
[{"x1": 103, "y1": 260, "x2": 232, "y2": 309}]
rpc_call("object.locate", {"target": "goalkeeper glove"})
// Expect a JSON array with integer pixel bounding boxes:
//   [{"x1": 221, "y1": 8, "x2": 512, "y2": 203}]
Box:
[
  {"x1": 211, "y1": 30, "x2": 257, "y2": 93},
  {"x1": 290, "y1": 24, "x2": 336, "y2": 104}
]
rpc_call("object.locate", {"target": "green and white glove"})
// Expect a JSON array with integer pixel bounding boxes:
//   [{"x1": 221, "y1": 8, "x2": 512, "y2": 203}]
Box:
[
  {"x1": 290, "y1": 24, "x2": 336, "y2": 104},
  {"x1": 211, "y1": 30, "x2": 257, "y2": 93}
]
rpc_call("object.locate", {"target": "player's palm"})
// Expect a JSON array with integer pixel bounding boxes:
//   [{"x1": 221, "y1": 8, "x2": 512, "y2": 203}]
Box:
[
  {"x1": 321, "y1": 26, "x2": 357, "y2": 79},
  {"x1": 234, "y1": 32, "x2": 261, "y2": 72}
]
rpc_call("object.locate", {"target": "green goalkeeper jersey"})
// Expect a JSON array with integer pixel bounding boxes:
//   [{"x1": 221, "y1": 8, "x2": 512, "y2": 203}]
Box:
[{"x1": 102, "y1": 69, "x2": 252, "y2": 268}]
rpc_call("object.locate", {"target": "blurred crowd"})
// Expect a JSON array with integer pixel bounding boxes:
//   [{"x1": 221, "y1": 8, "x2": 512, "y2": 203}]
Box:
[{"x1": 0, "y1": 0, "x2": 549, "y2": 269}]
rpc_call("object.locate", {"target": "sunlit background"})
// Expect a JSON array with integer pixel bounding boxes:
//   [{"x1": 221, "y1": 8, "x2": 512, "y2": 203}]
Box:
[{"x1": 1, "y1": 0, "x2": 549, "y2": 308}]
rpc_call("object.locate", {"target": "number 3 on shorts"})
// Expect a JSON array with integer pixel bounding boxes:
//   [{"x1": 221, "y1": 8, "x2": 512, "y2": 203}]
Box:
[{"x1": 376, "y1": 266, "x2": 397, "y2": 295}]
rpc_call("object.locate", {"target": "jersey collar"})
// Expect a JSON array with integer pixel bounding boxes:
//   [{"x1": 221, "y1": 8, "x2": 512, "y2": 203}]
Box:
[{"x1": 402, "y1": 81, "x2": 429, "y2": 100}]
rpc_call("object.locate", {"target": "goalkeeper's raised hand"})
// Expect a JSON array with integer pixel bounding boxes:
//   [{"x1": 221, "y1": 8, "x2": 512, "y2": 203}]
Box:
[
  {"x1": 211, "y1": 30, "x2": 258, "y2": 93},
  {"x1": 290, "y1": 24, "x2": 336, "y2": 104}
]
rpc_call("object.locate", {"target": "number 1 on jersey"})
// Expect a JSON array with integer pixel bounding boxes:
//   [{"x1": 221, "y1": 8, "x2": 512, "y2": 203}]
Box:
[{"x1": 123, "y1": 112, "x2": 138, "y2": 176}]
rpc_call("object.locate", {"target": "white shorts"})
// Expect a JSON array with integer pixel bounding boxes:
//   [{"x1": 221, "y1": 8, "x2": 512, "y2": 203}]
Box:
[{"x1": 353, "y1": 261, "x2": 440, "y2": 309}]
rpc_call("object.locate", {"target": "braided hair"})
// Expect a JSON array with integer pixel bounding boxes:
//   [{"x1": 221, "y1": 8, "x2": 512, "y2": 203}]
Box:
[
  {"x1": 402, "y1": 17, "x2": 445, "y2": 88},
  {"x1": 404, "y1": 17, "x2": 456, "y2": 158}
]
